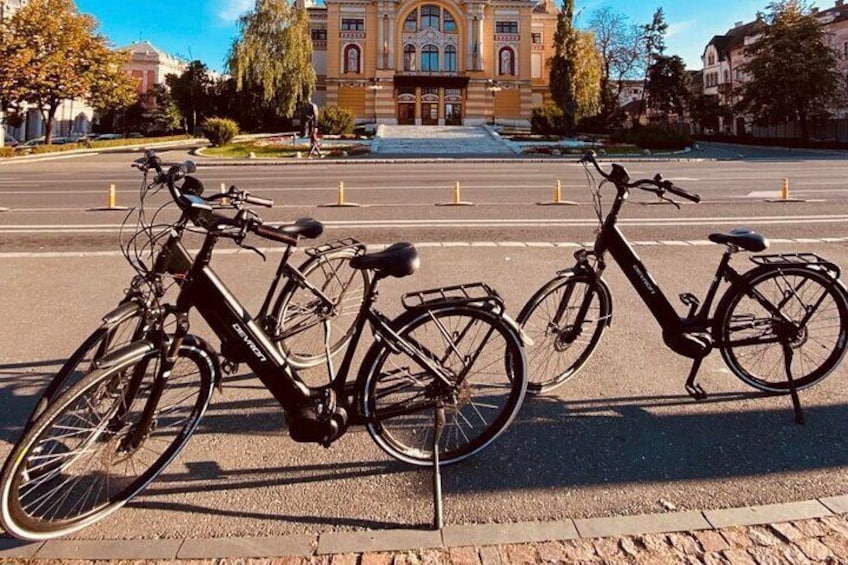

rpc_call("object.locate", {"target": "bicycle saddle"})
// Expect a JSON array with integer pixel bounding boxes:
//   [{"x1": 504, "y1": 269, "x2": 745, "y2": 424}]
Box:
[
  {"x1": 279, "y1": 218, "x2": 324, "y2": 239},
  {"x1": 350, "y1": 242, "x2": 420, "y2": 278},
  {"x1": 708, "y1": 228, "x2": 769, "y2": 252}
]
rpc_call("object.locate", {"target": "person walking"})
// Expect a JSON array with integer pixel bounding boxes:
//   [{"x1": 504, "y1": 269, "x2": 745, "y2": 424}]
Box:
[{"x1": 308, "y1": 126, "x2": 323, "y2": 158}]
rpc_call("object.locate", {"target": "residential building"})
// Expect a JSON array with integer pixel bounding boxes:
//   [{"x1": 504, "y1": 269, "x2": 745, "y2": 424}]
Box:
[
  {"x1": 702, "y1": 0, "x2": 848, "y2": 135},
  {"x1": 119, "y1": 41, "x2": 187, "y2": 97},
  {"x1": 304, "y1": 0, "x2": 558, "y2": 125}
]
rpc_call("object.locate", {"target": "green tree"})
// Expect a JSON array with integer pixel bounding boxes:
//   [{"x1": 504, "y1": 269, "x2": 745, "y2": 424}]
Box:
[
  {"x1": 549, "y1": 0, "x2": 578, "y2": 134},
  {"x1": 166, "y1": 60, "x2": 214, "y2": 133},
  {"x1": 228, "y1": 0, "x2": 315, "y2": 122},
  {"x1": 689, "y1": 92, "x2": 726, "y2": 134},
  {"x1": 646, "y1": 55, "x2": 690, "y2": 118},
  {"x1": 0, "y1": 0, "x2": 136, "y2": 144},
  {"x1": 740, "y1": 0, "x2": 842, "y2": 138},
  {"x1": 572, "y1": 31, "x2": 603, "y2": 122},
  {"x1": 638, "y1": 8, "x2": 668, "y2": 121}
]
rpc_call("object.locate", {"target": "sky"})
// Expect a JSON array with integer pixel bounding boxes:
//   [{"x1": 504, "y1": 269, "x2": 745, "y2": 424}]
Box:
[{"x1": 75, "y1": 0, "x2": 833, "y2": 73}]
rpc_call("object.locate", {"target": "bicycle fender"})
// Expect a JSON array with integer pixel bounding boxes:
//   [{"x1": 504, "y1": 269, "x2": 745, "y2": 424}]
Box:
[
  {"x1": 93, "y1": 340, "x2": 155, "y2": 371},
  {"x1": 500, "y1": 312, "x2": 534, "y2": 347},
  {"x1": 100, "y1": 299, "x2": 141, "y2": 327}
]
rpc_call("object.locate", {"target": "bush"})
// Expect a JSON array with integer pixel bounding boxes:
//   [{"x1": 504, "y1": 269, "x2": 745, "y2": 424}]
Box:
[
  {"x1": 531, "y1": 103, "x2": 569, "y2": 136},
  {"x1": 0, "y1": 147, "x2": 15, "y2": 158},
  {"x1": 202, "y1": 117, "x2": 239, "y2": 147},
  {"x1": 609, "y1": 126, "x2": 692, "y2": 151},
  {"x1": 318, "y1": 105, "x2": 355, "y2": 135}
]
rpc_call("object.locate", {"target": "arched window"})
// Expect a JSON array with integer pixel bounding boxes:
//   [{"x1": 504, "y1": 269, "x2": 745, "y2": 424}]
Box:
[
  {"x1": 444, "y1": 45, "x2": 457, "y2": 72},
  {"x1": 498, "y1": 47, "x2": 514, "y2": 76},
  {"x1": 421, "y1": 44, "x2": 439, "y2": 72},
  {"x1": 404, "y1": 44, "x2": 417, "y2": 71},
  {"x1": 421, "y1": 5, "x2": 440, "y2": 30},
  {"x1": 404, "y1": 9, "x2": 418, "y2": 32},
  {"x1": 344, "y1": 44, "x2": 361, "y2": 74},
  {"x1": 443, "y1": 10, "x2": 457, "y2": 33}
]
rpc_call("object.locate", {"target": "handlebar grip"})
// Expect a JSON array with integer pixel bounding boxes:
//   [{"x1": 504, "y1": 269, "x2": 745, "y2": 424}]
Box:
[
  {"x1": 254, "y1": 224, "x2": 298, "y2": 246},
  {"x1": 666, "y1": 184, "x2": 701, "y2": 203},
  {"x1": 244, "y1": 194, "x2": 274, "y2": 208}
]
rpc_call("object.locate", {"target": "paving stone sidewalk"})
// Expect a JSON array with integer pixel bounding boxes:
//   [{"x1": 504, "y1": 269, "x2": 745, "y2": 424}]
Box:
[{"x1": 2, "y1": 514, "x2": 846, "y2": 564}]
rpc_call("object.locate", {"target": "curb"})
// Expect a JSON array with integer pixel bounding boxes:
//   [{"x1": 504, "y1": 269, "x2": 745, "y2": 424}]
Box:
[
  {"x1": 0, "y1": 139, "x2": 204, "y2": 164},
  {"x1": 193, "y1": 156, "x2": 716, "y2": 167},
  {"x1": 2, "y1": 496, "x2": 846, "y2": 560}
]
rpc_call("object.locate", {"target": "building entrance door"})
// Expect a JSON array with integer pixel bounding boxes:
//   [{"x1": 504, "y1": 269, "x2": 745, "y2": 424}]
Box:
[
  {"x1": 398, "y1": 103, "x2": 415, "y2": 125},
  {"x1": 445, "y1": 103, "x2": 462, "y2": 125},
  {"x1": 422, "y1": 103, "x2": 439, "y2": 125}
]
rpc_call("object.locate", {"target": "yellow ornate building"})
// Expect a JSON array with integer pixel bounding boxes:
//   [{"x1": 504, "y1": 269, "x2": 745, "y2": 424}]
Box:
[{"x1": 303, "y1": 0, "x2": 557, "y2": 125}]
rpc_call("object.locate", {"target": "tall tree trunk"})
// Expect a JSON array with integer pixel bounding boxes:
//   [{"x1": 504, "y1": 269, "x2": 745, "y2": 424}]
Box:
[{"x1": 44, "y1": 101, "x2": 59, "y2": 145}]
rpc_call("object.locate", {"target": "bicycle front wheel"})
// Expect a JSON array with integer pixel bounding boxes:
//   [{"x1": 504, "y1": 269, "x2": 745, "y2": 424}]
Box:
[
  {"x1": 716, "y1": 266, "x2": 848, "y2": 392},
  {"x1": 517, "y1": 274, "x2": 610, "y2": 394},
  {"x1": 272, "y1": 247, "x2": 370, "y2": 369},
  {"x1": 361, "y1": 305, "x2": 527, "y2": 467},
  {"x1": 0, "y1": 343, "x2": 214, "y2": 540}
]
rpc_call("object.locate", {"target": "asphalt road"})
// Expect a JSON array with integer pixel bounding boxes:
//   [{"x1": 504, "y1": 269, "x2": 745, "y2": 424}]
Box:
[
  {"x1": 1, "y1": 149, "x2": 848, "y2": 541},
  {"x1": 1, "y1": 148, "x2": 848, "y2": 251}
]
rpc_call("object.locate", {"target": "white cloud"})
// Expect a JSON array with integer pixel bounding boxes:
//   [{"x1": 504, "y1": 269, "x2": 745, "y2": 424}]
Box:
[
  {"x1": 666, "y1": 19, "x2": 697, "y2": 40},
  {"x1": 217, "y1": 0, "x2": 253, "y2": 23}
]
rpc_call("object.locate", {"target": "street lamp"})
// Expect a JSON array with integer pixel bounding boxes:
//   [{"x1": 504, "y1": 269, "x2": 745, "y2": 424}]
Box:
[
  {"x1": 368, "y1": 78, "x2": 384, "y2": 128},
  {"x1": 486, "y1": 79, "x2": 502, "y2": 126}
]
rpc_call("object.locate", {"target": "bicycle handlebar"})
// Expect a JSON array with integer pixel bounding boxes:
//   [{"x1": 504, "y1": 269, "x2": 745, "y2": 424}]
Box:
[{"x1": 580, "y1": 150, "x2": 701, "y2": 204}]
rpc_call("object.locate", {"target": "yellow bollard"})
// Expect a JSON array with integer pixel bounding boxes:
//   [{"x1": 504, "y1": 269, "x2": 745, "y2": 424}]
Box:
[
  {"x1": 88, "y1": 183, "x2": 128, "y2": 211},
  {"x1": 766, "y1": 177, "x2": 806, "y2": 203},
  {"x1": 320, "y1": 180, "x2": 360, "y2": 208},
  {"x1": 536, "y1": 179, "x2": 577, "y2": 206},
  {"x1": 437, "y1": 181, "x2": 474, "y2": 206}
]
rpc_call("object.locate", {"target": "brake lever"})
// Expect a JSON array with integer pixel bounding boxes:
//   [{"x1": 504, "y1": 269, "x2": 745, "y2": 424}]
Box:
[
  {"x1": 658, "y1": 192, "x2": 681, "y2": 210},
  {"x1": 239, "y1": 240, "x2": 267, "y2": 262}
]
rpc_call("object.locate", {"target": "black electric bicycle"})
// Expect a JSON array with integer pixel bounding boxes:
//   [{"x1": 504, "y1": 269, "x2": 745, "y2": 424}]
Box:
[
  {"x1": 21, "y1": 151, "x2": 370, "y2": 429},
  {"x1": 0, "y1": 163, "x2": 527, "y2": 540},
  {"x1": 518, "y1": 151, "x2": 848, "y2": 397}
]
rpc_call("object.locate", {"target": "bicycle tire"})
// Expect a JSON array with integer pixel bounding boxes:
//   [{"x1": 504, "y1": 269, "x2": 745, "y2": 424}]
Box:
[
  {"x1": 360, "y1": 304, "x2": 527, "y2": 467},
  {"x1": 517, "y1": 273, "x2": 611, "y2": 394},
  {"x1": 0, "y1": 342, "x2": 214, "y2": 541},
  {"x1": 25, "y1": 302, "x2": 146, "y2": 428},
  {"x1": 271, "y1": 247, "x2": 370, "y2": 369},
  {"x1": 715, "y1": 266, "x2": 848, "y2": 392}
]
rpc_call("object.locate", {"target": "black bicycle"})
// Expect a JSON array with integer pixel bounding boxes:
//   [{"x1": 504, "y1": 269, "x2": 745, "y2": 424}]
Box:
[
  {"x1": 21, "y1": 151, "x2": 370, "y2": 429},
  {"x1": 518, "y1": 151, "x2": 848, "y2": 397},
  {"x1": 0, "y1": 163, "x2": 527, "y2": 540}
]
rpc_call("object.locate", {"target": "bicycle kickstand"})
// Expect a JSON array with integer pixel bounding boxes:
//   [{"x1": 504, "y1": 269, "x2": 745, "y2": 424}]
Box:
[
  {"x1": 781, "y1": 342, "x2": 805, "y2": 426},
  {"x1": 684, "y1": 358, "x2": 708, "y2": 401},
  {"x1": 432, "y1": 401, "x2": 446, "y2": 530}
]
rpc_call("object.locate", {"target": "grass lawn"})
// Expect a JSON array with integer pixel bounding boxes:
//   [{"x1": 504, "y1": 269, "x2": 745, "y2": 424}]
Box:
[{"x1": 203, "y1": 141, "x2": 370, "y2": 159}]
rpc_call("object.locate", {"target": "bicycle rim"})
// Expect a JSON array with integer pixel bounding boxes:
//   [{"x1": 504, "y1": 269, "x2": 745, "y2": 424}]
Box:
[
  {"x1": 363, "y1": 305, "x2": 526, "y2": 466},
  {"x1": 718, "y1": 267, "x2": 848, "y2": 391},
  {"x1": 272, "y1": 248, "x2": 369, "y2": 371},
  {"x1": 0, "y1": 344, "x2": 213, "y2": 540},
  {"x1": 517, "y1": 276, "x2": 608, "y2": 394}
]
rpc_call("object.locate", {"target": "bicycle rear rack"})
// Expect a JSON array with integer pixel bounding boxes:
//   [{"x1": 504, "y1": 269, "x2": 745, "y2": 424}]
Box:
[
  {"x1": 305, "y1": 237, "x2": 365, "y2": 258},
  {"x1": 402, "y1": 282, "x2": 504, "y2": 314},
  {"x1": 750, "y1": 253, "x2": 840, "y2": 278}
]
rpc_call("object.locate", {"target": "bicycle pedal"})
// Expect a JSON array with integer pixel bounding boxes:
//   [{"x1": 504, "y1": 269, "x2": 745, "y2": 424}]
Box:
[{"x1": 685, "y1": 383, "x2": 708, "y2": 401}]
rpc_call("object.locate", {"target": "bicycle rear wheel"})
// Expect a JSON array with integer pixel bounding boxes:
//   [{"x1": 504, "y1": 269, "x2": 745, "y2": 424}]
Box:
[
  {"x1": 517, "y1": 274, "x2": 610, "y2": 394},
  {"x1": 716, "y1": 266, "x2": 848, "y2": 392},
  {"x1": 0, "y1": 343, "x2": 214, "y2": 540},
  {"x1": 361, "y1": 304, "x2": 526, "y2": 466},
  {"x1": 272, "y1": 247, "x2": 370, "y2": 369}
]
